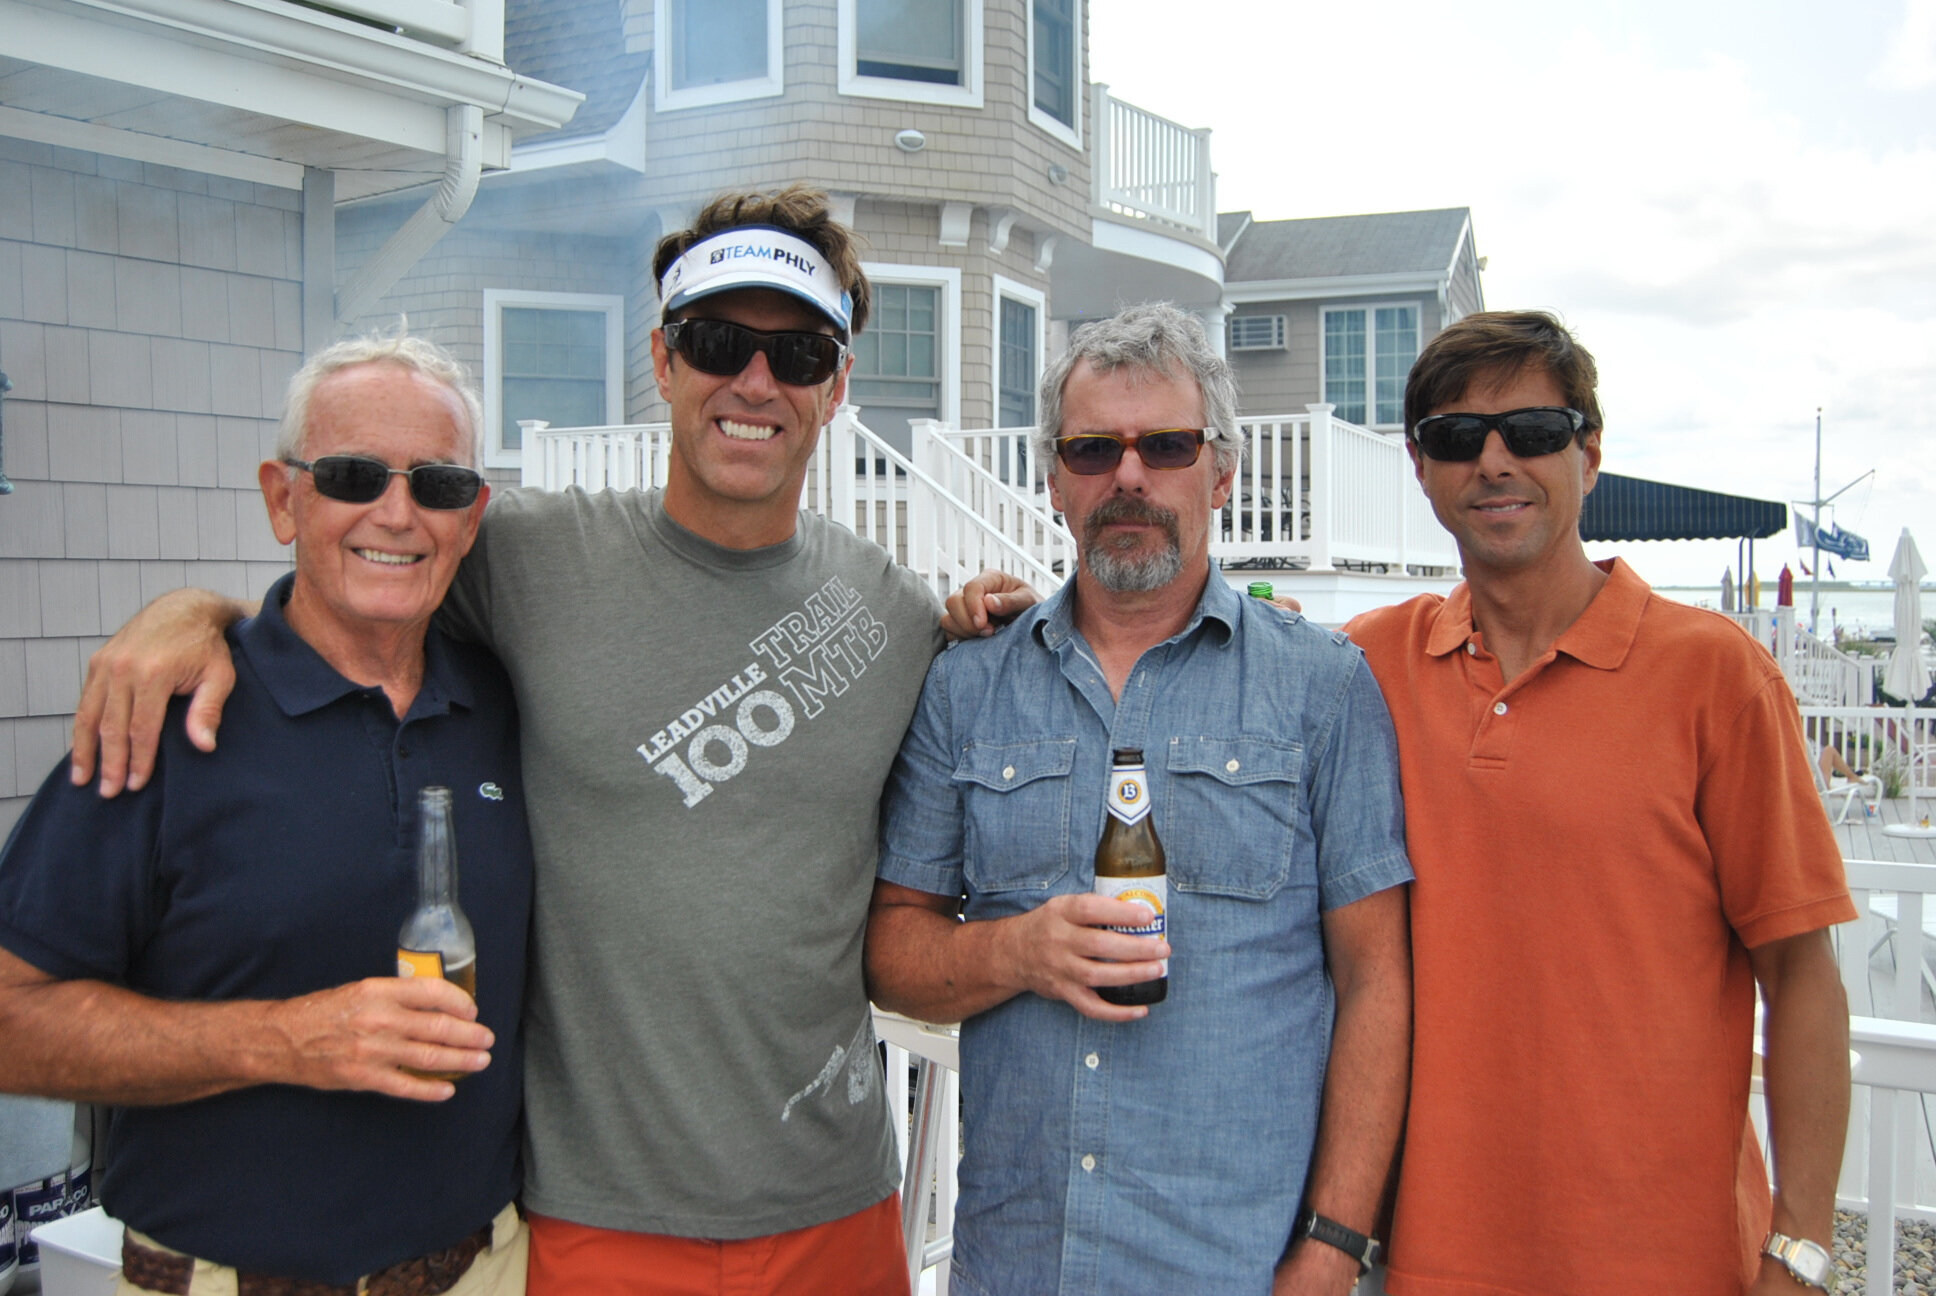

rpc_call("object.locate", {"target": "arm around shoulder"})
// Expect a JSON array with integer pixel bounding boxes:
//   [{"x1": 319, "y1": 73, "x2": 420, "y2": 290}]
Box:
[{"x1": 72, "y1": 587, "x2": 253, "y2": 796}]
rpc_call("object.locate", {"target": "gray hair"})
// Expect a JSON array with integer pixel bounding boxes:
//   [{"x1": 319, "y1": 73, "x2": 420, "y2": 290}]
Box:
[
  {"x1": 1032, "y1": 302, "x2": 1242, "y2": 476},
  {"x1": 276, "y1": 332, "x2": 485, "y2": 469}
]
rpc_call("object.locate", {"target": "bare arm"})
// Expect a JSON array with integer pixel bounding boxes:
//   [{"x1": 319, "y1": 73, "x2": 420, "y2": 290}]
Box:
[
  {"x1": 70, "y1": 588, "x2": 252, "y2": 796},
  {"x1": 1746, "y1": 928, "x2": 1849, "y2": 1296},
  {"x1": 864, "y1": 880, "x2": 1171, "y2": 1025},
  {"x1": 1274, "y1": 885, "x2": 1412, "y2": 1296},
  {"x1": 940, "y1": 570, "x2": 1039, "y2": 641},
  {"x1": 0, "y1": 946, "x2": 493, "y2": 1105}
]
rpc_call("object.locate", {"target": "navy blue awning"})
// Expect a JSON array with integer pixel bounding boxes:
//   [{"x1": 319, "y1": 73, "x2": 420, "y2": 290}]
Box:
[{"x1": 1579, "y1": 472, "x2": 1786, "y2": 542}]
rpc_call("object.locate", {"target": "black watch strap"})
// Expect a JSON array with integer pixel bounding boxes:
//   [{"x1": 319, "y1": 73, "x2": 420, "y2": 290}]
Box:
[{"x1": 1295, "y1": 1206, "x2": 1380, "y2": 1274}]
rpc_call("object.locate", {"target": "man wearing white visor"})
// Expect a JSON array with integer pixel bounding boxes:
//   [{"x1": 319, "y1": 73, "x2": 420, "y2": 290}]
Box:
[{"x1": 68, "y1": 187, "x2": 1027, "y2": 1295}]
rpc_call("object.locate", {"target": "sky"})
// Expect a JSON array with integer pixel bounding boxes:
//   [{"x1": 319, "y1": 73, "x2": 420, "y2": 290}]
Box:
[{"x1": 1091, "y1": 0, "x2": 1936, "y2": 594}]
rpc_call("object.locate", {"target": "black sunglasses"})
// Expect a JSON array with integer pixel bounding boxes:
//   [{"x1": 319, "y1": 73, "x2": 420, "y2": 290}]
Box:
[
  {"x1": 1410, "y1": 406, "x2": 1587, "y2": 462},
  {"x1": 283, "y1": 455, "x2": 483, "y2": 510},
  {"x1": 1055, "y1": 429, "x2": 1208, "y2": 476},
  {"x1": 664, "y1": 318, "x2": 847, "y2": 387}
]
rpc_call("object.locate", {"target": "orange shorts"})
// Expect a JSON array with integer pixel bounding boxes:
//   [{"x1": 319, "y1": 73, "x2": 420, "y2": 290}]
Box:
[{"x1": 525, "y1": 1194, "x2": 910, "y2": 1296}]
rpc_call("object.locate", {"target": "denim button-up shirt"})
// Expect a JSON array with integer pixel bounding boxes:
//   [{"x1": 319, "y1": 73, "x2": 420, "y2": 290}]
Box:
[{"x1": 878, "y1": 571, "x2": 1412, "y2": 1296}]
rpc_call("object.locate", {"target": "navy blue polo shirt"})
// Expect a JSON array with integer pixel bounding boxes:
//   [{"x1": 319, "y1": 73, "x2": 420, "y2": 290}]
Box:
[{"x1": 0, "y1": 574, "x2": 531, "y2": 1283}]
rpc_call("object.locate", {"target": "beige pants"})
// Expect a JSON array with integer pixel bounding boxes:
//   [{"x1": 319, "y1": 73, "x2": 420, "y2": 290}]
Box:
[{"x1": 118, "y1": 1202, "x2": 527, "y2": 1296}]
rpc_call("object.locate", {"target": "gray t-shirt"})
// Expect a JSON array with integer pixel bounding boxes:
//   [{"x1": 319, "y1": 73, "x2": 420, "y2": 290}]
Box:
[{"x1": 441, "y1": 487, "x2": 942, "y2": 1238}]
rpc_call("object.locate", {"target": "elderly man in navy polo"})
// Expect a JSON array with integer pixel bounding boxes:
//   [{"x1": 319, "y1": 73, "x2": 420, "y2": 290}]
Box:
[
  {"x1": 866, "y1": 303, "x2": 1414, "y2": 1296},
  {"x1": 0, "y1": 335, "x2": 532, "y2": 1296}
]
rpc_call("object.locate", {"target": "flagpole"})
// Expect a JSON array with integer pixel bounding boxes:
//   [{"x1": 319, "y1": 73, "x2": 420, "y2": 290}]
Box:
[{"x1": 1810, "y1": 407, "x2": 1822, "y2": 636}]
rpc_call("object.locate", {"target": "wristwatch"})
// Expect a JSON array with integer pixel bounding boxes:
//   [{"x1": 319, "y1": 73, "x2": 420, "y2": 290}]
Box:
[
  {"x1": 1294, "y1": 1207, "x2": 1380, "y2": 1275},
  {"x1": 1762, "y1": 1232, "x2": 1835, "y2": 1291}
]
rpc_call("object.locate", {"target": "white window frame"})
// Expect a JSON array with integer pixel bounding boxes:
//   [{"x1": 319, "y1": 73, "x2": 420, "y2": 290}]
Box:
[
  {"x1": 1026, "y1": 0, "x2": 1082, "y2": 150},
  {"x1": 991, "y1": 274, "x2": 1046, "y2": 429},
  {"x1": 482, "y1": 289, "x2": 625, "y2": 470},
  {"x1": 1319, "y1": 300, "x2": 1419, "y2": 432},
  {"x1": 853, "y1": 263, "x2": 962, "y2": 434},
  {"x1": 837, "y1": 0, "x2": 985, "y2": 108},
  {"x1": 654, "y1": 0, "x2": 785, "y2": 113},
  {"x1": 1228, "y1": 313, "x2": 1287, "y2": 352}
]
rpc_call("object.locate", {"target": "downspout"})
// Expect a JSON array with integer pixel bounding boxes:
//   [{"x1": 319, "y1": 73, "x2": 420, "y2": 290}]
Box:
[{"x1": 333, "y1": 103, "x2": 484, "y2": 330}]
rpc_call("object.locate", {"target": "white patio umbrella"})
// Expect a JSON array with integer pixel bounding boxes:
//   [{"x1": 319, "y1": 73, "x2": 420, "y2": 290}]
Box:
[
  {"x1": 1884, "y1": 528, "x2": 1931, "y2": 704},
  {"x1": 1882, "y1": 529, "x2": 1935, "y2": 838}
]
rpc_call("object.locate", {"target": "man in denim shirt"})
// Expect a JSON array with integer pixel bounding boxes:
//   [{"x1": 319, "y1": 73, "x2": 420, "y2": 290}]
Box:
[{"x1": 867, "y1": 303, "x2": 1413, "y2": 1296}]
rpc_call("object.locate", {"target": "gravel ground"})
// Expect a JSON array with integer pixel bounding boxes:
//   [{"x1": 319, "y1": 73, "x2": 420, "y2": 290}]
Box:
[{"x1": 1835, "y1": 1210, "x2": 1936, "y2": 1292}]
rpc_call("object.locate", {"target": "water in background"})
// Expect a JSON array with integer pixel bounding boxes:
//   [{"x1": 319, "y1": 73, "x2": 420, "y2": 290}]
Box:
[{"x1": 1656, "y1": 585, "x2": 1936, "y2": 638}]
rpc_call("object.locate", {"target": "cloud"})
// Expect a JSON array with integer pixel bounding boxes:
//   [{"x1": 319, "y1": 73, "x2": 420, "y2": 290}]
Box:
[
  {"x1": 1873, "y1": 0, "x2": 1936, "y2": 89},
  {"x1": 1092, "y1": 1, "x2": 1936, "y2": 584}
]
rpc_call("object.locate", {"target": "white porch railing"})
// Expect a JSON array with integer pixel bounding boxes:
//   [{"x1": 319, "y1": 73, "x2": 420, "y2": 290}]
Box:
[
  {"x1": 1800, "y1": 706, "x2": 1936, "y2": 796},
  {"x1": 1091, "y1": 84, "x2": 1216, "y2": 241},
  {"x1": 1732, "y1": 608, "x2": 1881, "y2": 706},
  {"x1": 1836, "y1": 860, "x2": 1936, "y2": 1293},
  {"x1": 523, "y1": 409, "x2": 1457, "y2": 582},
  {"x1": 930, "y1": 410, "x2": 1460, "y2": 576},
  {"x1": 519, "y1": 410, "x2": 1064, "y2": 595}
]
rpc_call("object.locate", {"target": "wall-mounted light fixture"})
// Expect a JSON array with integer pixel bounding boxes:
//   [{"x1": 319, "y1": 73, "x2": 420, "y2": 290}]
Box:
[
  {"x1": 1046, "y1": 163, "x2": 1070, "y2": 185},
  {"x1": 895, "y1": 129, "x2": 927, "y2": 153}
]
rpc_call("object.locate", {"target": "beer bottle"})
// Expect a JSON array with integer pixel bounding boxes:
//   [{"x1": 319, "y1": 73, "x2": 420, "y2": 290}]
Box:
[
  {"x1": 397, "y1": 787, "x2": 476, "y2": 1079},
  {"x1": 1093, "y1": 749, "x2": 1168, "y2": 1006},
  {"x1": 1247, "y1": 581, "x2": 1273, "y2": 600}
]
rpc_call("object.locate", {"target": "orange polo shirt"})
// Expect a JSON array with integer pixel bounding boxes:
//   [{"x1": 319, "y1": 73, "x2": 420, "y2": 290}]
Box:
[{"x1": 1347, "y1": 559, "x2": 1855, "y2": 1296}]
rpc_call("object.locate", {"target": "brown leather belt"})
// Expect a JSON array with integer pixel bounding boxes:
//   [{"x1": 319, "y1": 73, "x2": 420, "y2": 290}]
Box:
[{"x1": 120, "y1": 1219, "x2": 492, "y2": 1296}]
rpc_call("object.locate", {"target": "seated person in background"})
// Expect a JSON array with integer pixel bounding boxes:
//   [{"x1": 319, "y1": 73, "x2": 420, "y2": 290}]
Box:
[
  {"x1": 0, "y1": 334, "x2": 532, "y2": 1296},
  {"x1": 1820, "y1": 743, "x2": 1868, "y2": 784}
]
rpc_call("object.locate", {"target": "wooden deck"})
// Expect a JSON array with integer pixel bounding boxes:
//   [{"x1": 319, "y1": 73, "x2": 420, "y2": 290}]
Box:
[{"x1": 1835, "y1": 796, "x2": 1936, "y2": 865}]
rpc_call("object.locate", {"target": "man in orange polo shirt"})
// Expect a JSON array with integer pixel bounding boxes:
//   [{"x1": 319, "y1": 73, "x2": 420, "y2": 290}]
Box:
[{"x1": 1345, "y1": 311, "x2": 1855, "y2": 1295}]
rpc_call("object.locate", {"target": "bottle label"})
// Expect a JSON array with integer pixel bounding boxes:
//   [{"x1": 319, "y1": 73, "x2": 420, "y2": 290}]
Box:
[
  {"x1": 1105, "y1": 765, "x2": 1152, "y2": 826},
  {"x1": 397, "y1": 949, "x2": 446, "y2": 979},
  {"x1": 1093, "y1": 875, "x2": 1168, "y2": 976}
]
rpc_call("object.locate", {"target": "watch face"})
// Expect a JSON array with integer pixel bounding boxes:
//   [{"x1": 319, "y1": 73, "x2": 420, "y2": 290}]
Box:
[
  {"x1": 1768, "y1": 1235, "x2": 1832, "y2": 1287},
  {"x1": 1790, "y1": 1244, "x2": 1831, "y2": 1285}
]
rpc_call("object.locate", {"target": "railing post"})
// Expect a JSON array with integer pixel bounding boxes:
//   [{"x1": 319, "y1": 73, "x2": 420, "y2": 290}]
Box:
[
  {"x1": 461, "y1": 0, "x2": 505, "y2": 62},
  {"x1": 910, "y1": 419, "x2": 946, "y2": 590},
  {"x1": 1305, "y1": 404, "x2": 1335, "y2": 573},
  {"x1": 1090, "y1": 83, "x2": 1112, "y2": 208},
  {"x1": 830, "y1": 405, "x2": 860, "y2": 535},
  {"x1": 1193, "y1": 127, "x2": 1215, "y2": 241},
  {"x1": 518, "y1": 420, "x2": 549, "y2": 489}
]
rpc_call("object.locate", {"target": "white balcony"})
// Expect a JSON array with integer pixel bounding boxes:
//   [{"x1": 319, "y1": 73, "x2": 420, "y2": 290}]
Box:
[{"x1": 1090, "y1": 84, "x2": 1216, "y2": 243}]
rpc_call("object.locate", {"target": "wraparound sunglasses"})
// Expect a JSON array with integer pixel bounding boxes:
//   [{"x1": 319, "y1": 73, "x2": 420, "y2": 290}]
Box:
[
  {"x1": 1410, "y1": 406, "x2": 1586, "y2": 462},
  {"x1": 664, "y1": 318, "x2": 847, "y2": 387}
]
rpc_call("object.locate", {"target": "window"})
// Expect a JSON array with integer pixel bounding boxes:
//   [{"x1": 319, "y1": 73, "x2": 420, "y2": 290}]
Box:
[
  {"x1": 1322, "y1": 304, "x2": 1418, "y2": 428},
  {"x1": 993, "y1": 274, "x2": 1045, "y2": 430},
  {"x1": 482, "y1": 291, "x2": 624, "y2": 469},
  {"x1": 1029, "y1": 0, "x2": 1080, "y2": 145},
  {"x1": 851, "y1": 265, "x2": 961, "y2": 459},
  {"x1": 998, "y1": 298, "x2": 1037, "y2": 426},
  {"x1": 839, "y1": 0, "x2": 983, "y2": 106},
  {"x1": 655, "y1": 0, "x2": 783, "y2": 112},
  {"x1": 1228, "y1": 314, "x2": 1286, "y2": 352}
]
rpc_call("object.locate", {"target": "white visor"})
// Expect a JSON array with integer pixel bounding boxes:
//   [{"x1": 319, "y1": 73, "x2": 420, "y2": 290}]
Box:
[{"x1": 659, "y1": 226, "x2": 853, "y2": 336}]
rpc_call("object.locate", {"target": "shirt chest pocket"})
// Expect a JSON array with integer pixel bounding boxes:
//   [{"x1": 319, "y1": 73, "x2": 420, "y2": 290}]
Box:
[
  {"x1": 1161, "y1": 737, "x2": 1302, "y2": 899},
  {"x1": 952, "y1": 738, "x2": 1076, "y2": 893}
]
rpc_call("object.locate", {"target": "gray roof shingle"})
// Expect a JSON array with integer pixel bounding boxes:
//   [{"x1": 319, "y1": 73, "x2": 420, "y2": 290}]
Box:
[
  {"x1": 1223, "y1": 208, "x2": 1470, "y2": 283},
  {"x1": 506, "y1": 0, "x2": 650, "y2": 143}
]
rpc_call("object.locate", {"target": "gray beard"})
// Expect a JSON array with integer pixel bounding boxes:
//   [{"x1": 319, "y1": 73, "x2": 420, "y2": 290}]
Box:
[{"x1": 1082, "y1": 496, "x2": 1184, "y2": 593}]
